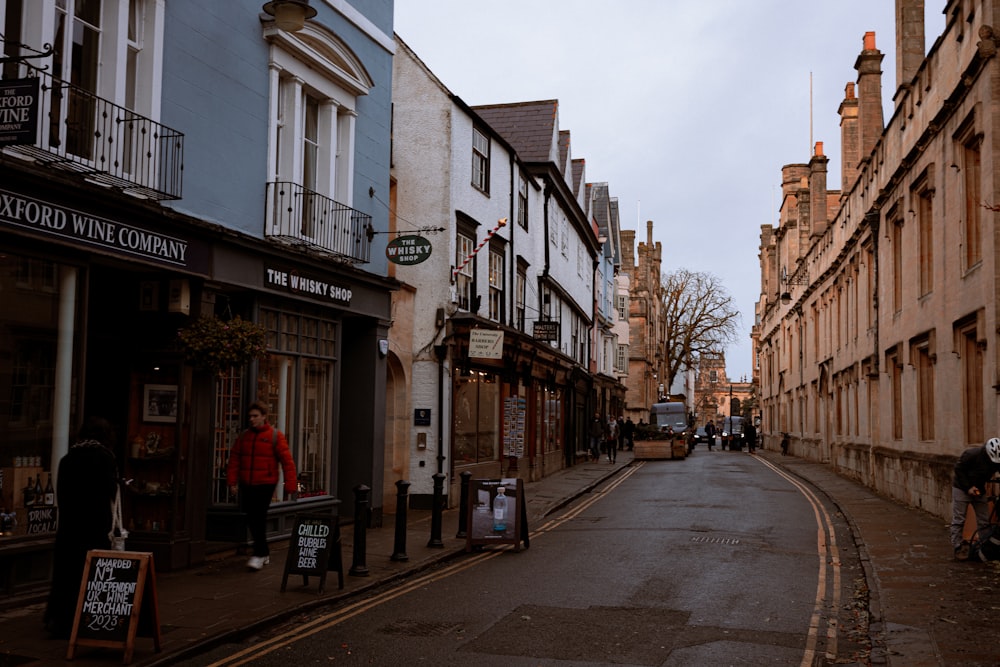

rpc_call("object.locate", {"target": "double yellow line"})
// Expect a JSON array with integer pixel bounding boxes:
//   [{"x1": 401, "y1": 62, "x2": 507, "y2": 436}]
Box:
[
  {"x1": 208, "y1": 463, "x2": 646, "y2": 666},
  {"x1": 753, "y1": 455, "x2": 842, "y2": 666}
]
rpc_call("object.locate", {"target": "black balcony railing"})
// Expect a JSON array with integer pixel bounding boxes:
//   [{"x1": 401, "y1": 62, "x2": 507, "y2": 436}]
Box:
[
  {"x1": 265, "y1": 181, "x2": 373, "y2": 264},
  {"x1": 3, "y1": 66, "x2": 184, "y2": 200}
]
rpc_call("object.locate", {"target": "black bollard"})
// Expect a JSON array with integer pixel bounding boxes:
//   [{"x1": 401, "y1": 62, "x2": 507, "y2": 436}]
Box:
[
  {"x1": 391, "y1": 480, "x2": 410, "y2": 562},
  {"x1": 456, "y1": 471, "x2": 472, "y2": 538},
  {"x1": 349, "y1": 484, "x2": 370, "y2": 576},
  {"x1": 427, "y1": 472, "x2": 445, "y2": 548}
]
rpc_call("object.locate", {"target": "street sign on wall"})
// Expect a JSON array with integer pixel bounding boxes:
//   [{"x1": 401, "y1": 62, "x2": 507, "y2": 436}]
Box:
[{"x1": 0, "y1": 78, "x2": 40, "y2": 147}]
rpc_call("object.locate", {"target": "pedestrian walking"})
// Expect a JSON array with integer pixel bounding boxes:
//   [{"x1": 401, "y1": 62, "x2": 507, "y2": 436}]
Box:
[
  {"x1": 617, "y1": 417, "x2": 626, "y2": 451},
  {"x1": 950, "y1": 438, "x2": 1000, "y2": 560},
  {"x1": 705, "y1": 420, "x2": 716, "y2": 451},
  {"x1": 605, "y1": 417, "x2": 618, "y2": 463},
  {"x1": 780, "y1": 432, "x2": 789, "y2": 456},
  {"x1": 227, "y1": 401, "x2": 298, "y2": 570},
  {"x1": 744, "y1": 420, "x2": 757, "y2": 454},
  {"x1": 589, "y1": 414, "x2": 604, "y2": 462},
  {"x1": 623, "y1": 417, "x2": 635, "y2": 451}
]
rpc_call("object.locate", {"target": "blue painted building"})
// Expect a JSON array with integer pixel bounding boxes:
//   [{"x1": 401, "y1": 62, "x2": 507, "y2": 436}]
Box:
[{"x1": 0, "y1": 0, "x2": 395, "y2": 590}]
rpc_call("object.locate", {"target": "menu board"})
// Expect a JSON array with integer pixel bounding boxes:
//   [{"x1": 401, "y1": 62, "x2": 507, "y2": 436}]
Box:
[
  {"x1": 281, "y1": 513, "x2": 343, "y2": 593},
  {"x1": 67, "y1": 550, "x2": 161, "y2": 664}
]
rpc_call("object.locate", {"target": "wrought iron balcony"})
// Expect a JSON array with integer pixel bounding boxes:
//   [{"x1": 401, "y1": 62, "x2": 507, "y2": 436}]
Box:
[
  {"x1": 265, "y1": 181, "x2": 373, "y2": 264},
  {"x1": 2, "y1": 66, "x2": 183, "y2": 200}
]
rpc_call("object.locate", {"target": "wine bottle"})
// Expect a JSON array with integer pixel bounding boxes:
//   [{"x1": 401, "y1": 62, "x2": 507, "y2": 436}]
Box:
[
  {"x1": 44, "y1": 475, "x2": 55, "y2": 506},
  {"x1": 23, "y1": 476, "x2": 34, "y2": 508},
  {"x1": 34, "y1": 476, "x2": 43, "y2": 506}
]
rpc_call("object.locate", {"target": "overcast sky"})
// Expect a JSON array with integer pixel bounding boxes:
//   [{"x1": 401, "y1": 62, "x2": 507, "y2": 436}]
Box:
[{"x1": 393, "y1": 1, "x2": 946, "y2": 381}]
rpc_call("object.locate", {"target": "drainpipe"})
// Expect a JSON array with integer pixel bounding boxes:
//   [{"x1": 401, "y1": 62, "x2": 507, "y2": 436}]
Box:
[
  {"x1": 865, "y1": 209, "x2": 881, "y2": 481},
  {"x1": 434, "y1": 344, "x2": 447, "y2": 477},
  {"x1": 509, "y1": 156, "x2": 516, "y2": 328}
]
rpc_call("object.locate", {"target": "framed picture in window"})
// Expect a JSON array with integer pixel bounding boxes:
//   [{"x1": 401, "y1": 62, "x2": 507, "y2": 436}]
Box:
[{"x1": 143, "y1": 384, "x2": 178, "y2": 423}]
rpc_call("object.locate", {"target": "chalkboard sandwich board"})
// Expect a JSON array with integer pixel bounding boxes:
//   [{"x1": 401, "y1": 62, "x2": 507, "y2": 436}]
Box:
[
  {"x1": 67, "y1": 550, "x2": 161, "y2": 664},
  {"x1": 281, "y1": 513, "x2": 343, "y2": 593},
  {"x1": 464, "y1": 478, "x2": 529, "y2": 552}
]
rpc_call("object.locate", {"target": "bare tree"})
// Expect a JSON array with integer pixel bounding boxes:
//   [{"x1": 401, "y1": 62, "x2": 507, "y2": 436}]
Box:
[{"x1": 660, "y1": 269, "x2": 741, "y2": 389}]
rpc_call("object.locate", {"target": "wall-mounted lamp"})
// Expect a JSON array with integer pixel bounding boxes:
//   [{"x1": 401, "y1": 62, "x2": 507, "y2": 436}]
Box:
[
  {"x1": 262, "y1": 0, "x2": 316, "y2": 32},
  {"x1": 780, "y1": 266, "x2": 807, "y2": 303}
]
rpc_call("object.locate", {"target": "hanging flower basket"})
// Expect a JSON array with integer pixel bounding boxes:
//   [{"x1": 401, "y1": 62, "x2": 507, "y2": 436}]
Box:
[{"x1": 177, "y1": 316, "x2": 268, "y2": 373}]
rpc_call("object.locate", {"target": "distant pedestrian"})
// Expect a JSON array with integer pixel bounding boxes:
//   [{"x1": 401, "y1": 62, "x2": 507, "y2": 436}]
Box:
[
  {"x1": 950, "y1": 438, "x2": 1000, "y2": 560},
  {"x1": 605, "y1": 417, "x2": 618, "y2": 463},
  {"x1": 617, "y1": 417, "x2": 626, "y2": 451},
  {"x1": 589, "y1": 414, "x2": 604, "y2": 462},
  {"x1": 623, "y1": 417, "x2": 635, "y2": 450},
  {"x1": 744, "y1": 421, "x2": 757, "y2": 454},
  {"x1": 780, "y1": 433, "x2": 789, "y2": 456},
  {"x1": 705, "y1": 420, "x2": 716, "y2": 452}
]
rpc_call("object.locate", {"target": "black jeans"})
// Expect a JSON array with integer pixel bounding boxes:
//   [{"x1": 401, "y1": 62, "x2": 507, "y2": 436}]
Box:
[{"x1": 241, "y1": 483, "x2": 276, "y2": 557}]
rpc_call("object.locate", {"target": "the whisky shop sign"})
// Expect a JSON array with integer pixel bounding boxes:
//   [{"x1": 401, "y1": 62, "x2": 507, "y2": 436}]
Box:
[
  {"x1": 385, "y1": 234, "x2": 432, "y2": 265},
  {"x1": 0, "y1": 78, "x2": 40, "y2": 146}
]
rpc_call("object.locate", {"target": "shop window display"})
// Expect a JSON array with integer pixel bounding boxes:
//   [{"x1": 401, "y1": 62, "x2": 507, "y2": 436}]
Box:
[
  {"x1": 454, "y1": 371, "x2": 500, "y2": 464},
  {"x1": 0, "y1": 255, "x2": 66, "y2": 539}
]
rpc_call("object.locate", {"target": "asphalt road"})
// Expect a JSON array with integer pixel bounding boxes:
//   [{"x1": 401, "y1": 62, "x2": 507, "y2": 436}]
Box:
[{"x1": 189, "y1": 450, "x2": 871, "y2": 666}]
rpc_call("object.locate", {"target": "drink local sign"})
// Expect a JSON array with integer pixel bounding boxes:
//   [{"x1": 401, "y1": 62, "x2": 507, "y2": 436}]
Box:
[{"x1": 385, "y1": 235, "x2": 432, "y2": 265}]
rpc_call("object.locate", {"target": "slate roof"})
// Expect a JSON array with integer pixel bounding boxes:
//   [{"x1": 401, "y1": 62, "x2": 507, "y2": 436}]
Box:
[
  {"x1": 571, "y1": 158, "x2": 585, "y2": 201},
  {"x1": 592, "y1": 182, "x2": 610, "y2": 233},
  {"x1": 473, "y1": 99, "x2": 559, "y2": 164}
]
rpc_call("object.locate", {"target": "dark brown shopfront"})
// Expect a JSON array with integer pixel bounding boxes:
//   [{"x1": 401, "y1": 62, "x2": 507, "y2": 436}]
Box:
[{"x1": 0, "y1": 179, "x2": 392, "y2": 599}]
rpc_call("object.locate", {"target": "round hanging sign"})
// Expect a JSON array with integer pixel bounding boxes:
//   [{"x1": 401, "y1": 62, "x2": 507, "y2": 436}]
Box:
[{"x1": 385, "y1": 234, "x2": 433, "y2": 265}]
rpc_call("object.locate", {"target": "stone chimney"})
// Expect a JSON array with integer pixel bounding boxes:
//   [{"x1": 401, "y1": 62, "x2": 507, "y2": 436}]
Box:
[
  {"x1": 839, "y1": 82, "x2": 860, "y2": 192},
  {"x1": 895, "y1": 0, "x2": 925, "y2": 102},
  {"x1": 809, "y1": 142, "x2": 829, "y2": 239},
  {"x1": 646, "y1": 219, "x2": 653, "y2": 247},
  {"x1": 855, "y1": 31, "x2": 885, "y2": 164}
]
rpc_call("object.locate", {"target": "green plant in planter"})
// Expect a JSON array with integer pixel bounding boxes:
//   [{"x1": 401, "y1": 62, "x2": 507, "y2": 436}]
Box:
[{"x1": 177, "y1": 316, "x2": 268, "y2": 373}]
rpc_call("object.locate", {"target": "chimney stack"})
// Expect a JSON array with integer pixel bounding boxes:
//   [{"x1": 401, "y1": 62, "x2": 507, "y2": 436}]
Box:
[
  {"x1": 839, "y1": 82, "x2": 860, "y2": 191},
  {"x1": 855, "y1": 31, "x2": 885, "y2": 164},
  {"x1": 809, "y1": 142, "x2": 829, "y2": 239},
  {"x1": 895, "y1": 0, "x2": 925, "y2": 103}
]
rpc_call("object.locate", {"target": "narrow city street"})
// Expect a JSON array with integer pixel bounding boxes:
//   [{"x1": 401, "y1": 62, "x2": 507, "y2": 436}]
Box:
[{"x1": 190, "y1": 450, "x2": 870, "y2": 666}]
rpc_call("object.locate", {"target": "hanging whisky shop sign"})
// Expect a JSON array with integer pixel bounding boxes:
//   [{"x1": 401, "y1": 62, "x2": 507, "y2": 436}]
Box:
[
  {"x1": 385, "y1": 235, "x2": 432, "y2": 265},
  {"x1": 0, "y1": 78, "x2": 40, "y2": 147}
]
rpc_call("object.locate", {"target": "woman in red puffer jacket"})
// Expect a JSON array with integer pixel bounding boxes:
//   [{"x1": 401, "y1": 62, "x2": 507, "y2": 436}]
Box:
[{"x1": 227, "y1": 401, "x2": 297, "y2": 570}]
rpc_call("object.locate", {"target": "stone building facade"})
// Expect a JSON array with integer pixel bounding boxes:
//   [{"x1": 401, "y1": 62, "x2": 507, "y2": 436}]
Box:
[
  {"x1": 621, "y1": 221, "x2": 666, "y2": 422},
  {"x1": 756, "y1": 0, "x2": 1000, "y2": 520}
]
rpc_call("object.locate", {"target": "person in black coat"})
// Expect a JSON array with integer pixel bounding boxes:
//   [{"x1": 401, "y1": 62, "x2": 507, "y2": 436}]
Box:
[
  {"x1": 44, "y1": 416, "x2": 119, "y2": 638},
  {"x1": 623, "y1": 417, "x2": 635, "y2": 451},
  {"x1": 743, "y1": 421, "x2": 757, "y2": 454},
  {"x1": 951, "y1": 438, "x2": 1000, "y2": 560},
  {"x1": 705, "y1": 420, "x2": 716, "y2": 452}
]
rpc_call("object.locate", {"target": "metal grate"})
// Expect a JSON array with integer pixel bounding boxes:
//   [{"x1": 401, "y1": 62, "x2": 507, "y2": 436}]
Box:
[
  {"x1": 690, "y1": 535, "x2": 741, "y2": 545},
  {"x1": 380, "y1": 619, "x2": 463, "y2": 637}
]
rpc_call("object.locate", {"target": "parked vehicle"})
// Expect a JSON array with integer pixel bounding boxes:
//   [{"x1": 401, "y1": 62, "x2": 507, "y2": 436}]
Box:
[{"x1": 721, "y1": 416, "x2": 744, "y2": 450}]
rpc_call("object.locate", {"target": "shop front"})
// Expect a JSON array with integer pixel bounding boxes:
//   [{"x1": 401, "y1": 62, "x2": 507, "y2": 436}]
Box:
[
  {"x1": 0, "y1": 169, "x2": 214, "y2": 596},
  {"x1": 442, "y1": 317, "x2": 590, "y2": 507},
  {"x1": 0, "y1": 170, "x2": 393, "y2": 599}
]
